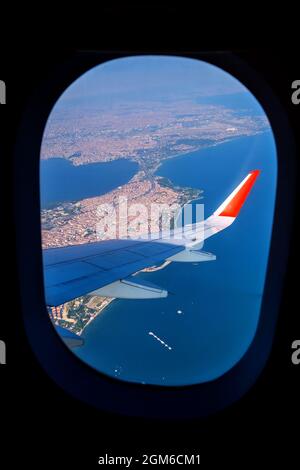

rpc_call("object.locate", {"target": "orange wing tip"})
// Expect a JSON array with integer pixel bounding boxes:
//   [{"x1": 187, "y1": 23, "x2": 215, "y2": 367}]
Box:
[{"x1": 218, "y1": 170, "x2": 261, "y2": 218}]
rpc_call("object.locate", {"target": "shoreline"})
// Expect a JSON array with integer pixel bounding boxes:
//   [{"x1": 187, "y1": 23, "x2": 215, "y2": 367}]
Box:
[
  {"x1": 77, "y1": 297, "x2": 115, "y2": 336},
  {"x1": 42, "y1": 131, "x2": 264, "y2": 211},
  {"x1": 150, "y1": 130, "x2": 268, "y2": 176}
]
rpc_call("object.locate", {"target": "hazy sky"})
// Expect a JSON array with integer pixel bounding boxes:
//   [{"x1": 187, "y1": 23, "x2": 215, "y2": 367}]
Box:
[{"x1": 58, "y1": 55, "x2": 249, "y2": 106}]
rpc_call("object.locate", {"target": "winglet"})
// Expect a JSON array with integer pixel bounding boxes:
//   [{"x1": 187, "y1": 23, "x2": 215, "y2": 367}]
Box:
[{"x1": 214, "y1": 170, "x2": 260, "y2": 218}]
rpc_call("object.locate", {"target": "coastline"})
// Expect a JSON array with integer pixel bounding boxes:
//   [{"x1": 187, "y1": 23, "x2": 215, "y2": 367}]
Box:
[
  {"x1": 42, "y1": 132, "x2": 258, "y2": 210},
  {"x1": 77, "y1": 297, "x2": 115, "y2": 336}
]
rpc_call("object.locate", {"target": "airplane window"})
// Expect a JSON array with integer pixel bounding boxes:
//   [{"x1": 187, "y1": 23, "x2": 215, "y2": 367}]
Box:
[{"x1": 40, "y1": 55, "x2": 277, "y2": 386}]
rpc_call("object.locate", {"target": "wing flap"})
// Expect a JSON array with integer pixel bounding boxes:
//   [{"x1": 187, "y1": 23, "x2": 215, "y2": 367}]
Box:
[{"x1": 43, "y1": 239, "x2": 183, "y2": 306}]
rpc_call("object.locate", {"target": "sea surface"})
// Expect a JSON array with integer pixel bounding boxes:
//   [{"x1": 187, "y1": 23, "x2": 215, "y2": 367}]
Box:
[
  {"x1": 40, "y1": 157, "x2": 138, "y2": 209},
  {"x1": 70, "y1": 132, "x2": 277, "y2": 386}
]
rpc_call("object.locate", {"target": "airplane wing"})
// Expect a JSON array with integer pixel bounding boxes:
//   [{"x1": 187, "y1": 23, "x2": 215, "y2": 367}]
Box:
[
  {"x1": 43, "y1": 170, "x2": 260, "y2": 307},
  {"x1": 44, "y1": 238, "x2": 184, "y2": 306}
]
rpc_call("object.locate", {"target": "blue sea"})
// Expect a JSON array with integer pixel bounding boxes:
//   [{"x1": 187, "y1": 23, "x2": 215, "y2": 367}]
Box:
[
  {"x1": 71, "y1": 132, "x2": 277, "y2": 386},
  {"x1": 40, "y1": 158, "x2": 138, "y2": 209}
]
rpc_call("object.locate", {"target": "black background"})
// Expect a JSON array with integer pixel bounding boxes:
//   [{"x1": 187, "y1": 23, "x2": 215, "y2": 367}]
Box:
[{"x1": 0, "y1": 10, "x2": 299, "y2": 468}]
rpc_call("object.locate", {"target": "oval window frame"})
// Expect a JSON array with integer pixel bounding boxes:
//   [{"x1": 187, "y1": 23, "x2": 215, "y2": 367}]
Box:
[{"x1": 14, "y1": 51, "x2": 296, "y2": 418}]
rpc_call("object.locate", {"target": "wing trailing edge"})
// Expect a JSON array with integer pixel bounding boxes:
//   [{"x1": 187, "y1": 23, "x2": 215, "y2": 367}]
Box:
[{"x1": 89, "y1": 278, "x2": 168, "y2": 299}]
